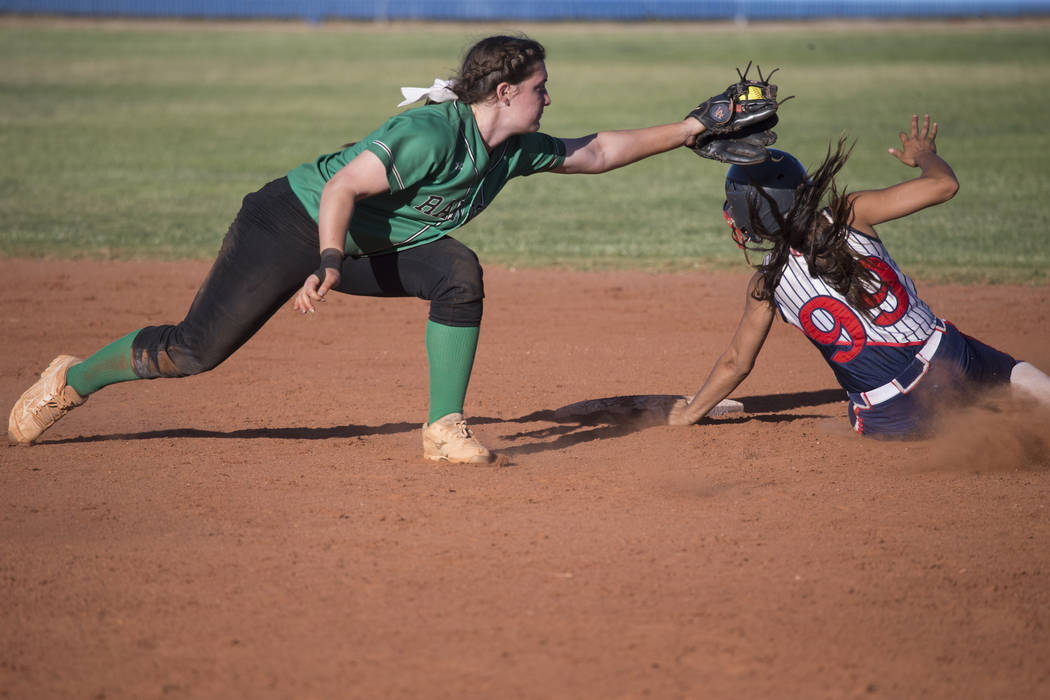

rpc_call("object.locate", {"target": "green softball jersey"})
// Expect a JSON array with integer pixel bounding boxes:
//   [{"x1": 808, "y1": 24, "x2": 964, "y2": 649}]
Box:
[{"x1": 287, "y1": 100, "x2": 566, "y2": 257}]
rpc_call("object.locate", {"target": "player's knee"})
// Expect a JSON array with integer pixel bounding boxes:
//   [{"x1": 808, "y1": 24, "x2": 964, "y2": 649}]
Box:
[
  {"x1": 131, "y1": 325, "x2": 227, "y2": 378},
  {"x1": 428, "y1": 247, "x2": 484, "y2": 326},
  {"x1": 173, "y1": 347, "x2": 224, "y2": 376},
  {"x1": 445, "y1": 244, "x2": 484, "y2": 297},
  {"x1": 1010, "y1": 361, "x2": 1050, "y2": 403}
]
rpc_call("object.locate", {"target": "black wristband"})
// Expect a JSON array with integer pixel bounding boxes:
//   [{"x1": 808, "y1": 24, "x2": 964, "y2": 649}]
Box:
[
  {"x1": 313, "y1": 247, "x2": 344, "y2": 288},
  {"x1": 320, "y1": 247, "x2": 343, "y2": 269}
]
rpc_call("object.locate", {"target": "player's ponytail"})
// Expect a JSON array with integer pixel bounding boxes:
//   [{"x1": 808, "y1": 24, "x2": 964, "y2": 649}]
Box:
[{"x1": 750, "y1": 137, "x2": 879, "y2": 315}]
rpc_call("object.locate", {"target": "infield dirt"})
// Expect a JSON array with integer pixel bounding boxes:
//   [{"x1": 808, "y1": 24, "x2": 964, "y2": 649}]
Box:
[{"x1": 2, "y1": 258, "x2": 1049, "y2": 698}]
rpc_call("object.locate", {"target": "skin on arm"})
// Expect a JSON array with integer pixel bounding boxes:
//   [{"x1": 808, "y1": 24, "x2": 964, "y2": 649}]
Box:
[
  {"x1": 553, "y1": 119, "x2": 706, "y2": 175},
  {"x1": 847, "y1": 114, "x2": 959, "y2": 237},
  {"x1": 668, "y1": 272, "x2": 776, "y2": 426},
  {"x1": 474, "y1": 62, "x2": 705, "y2": 174},
  {"x1": 293, "y1": 150, "x2": 390, "y2": 314}
]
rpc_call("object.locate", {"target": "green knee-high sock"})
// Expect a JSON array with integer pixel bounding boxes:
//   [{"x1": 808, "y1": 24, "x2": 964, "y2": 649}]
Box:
[
  {"x1": 426, "y1": 321, "x2": 480, "y2": 424},
  {"x1": 65, "y1": 329, "x2": 142, "y2": 396}
]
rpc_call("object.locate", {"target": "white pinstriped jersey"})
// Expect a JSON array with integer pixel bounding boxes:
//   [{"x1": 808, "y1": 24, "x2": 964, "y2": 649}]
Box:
[{"x1": 771, "y1": 226, "x2": 938, "y2": 393}]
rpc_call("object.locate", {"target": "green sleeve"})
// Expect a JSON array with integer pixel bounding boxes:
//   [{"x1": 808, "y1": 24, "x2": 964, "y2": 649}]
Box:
[{"x1": 509, "y1": 132, "x2": 566, "y2": 177}]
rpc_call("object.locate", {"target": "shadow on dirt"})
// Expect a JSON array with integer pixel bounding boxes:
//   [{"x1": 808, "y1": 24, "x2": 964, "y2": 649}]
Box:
[
  {"x1": 40, "y1": 389, "x2": 845, "y2": 450},
  {"x1": 486, "y1": 389, "x2": 845, "y2": 457},
  {"x1": 737, "y1": 388, "x2": 845, "y2": 413},
  {"x1": 488, "y1": 406, "x2": 833, "y2": 458},
  {"x1": 43, "y1": 422, "x2": 421, "y2": 444}
]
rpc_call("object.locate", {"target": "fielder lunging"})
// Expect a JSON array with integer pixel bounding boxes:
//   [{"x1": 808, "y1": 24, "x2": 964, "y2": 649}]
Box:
[
  {"x1": 670, "y1": 115, "x2": 1050, "y2": 437},
  {"x1": 9, "y1": 35, "x2": 778, "y2": 461}
]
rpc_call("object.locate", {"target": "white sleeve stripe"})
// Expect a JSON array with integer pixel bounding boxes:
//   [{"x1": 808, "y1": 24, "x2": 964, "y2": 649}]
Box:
[{"x1": 371, "y1": 140, "x2": 404, "y2": 191}]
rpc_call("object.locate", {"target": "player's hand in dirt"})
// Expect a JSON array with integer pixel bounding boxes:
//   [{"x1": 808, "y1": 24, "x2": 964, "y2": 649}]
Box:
[
  {"x1": 888, "y1": 113, "x2": 938, "y2": 168},
  {"x1": 667, "y1": 397, "x2": 700, "y2": 426}
]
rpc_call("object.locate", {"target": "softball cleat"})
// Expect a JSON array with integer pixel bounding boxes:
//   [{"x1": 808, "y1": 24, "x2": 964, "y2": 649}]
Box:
[
  {"x1": 422, "y1": 412, "x2": 494, "y2": 464},
  {"x1": 8, "y1": 355, "x2": 87, "y2": 445}
]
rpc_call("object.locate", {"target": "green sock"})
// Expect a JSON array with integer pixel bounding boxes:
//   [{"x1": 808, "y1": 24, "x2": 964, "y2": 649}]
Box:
[
  {"x1": 66, "y1": 329, "x2": 142, "y2": 397},
  {"x1": 425, "y1": 321, "x2": 480, "y2": 424}
]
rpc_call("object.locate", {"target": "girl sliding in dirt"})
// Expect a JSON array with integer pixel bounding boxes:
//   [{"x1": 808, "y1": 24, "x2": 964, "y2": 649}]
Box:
[{"x1": 670, "y1": 114, "x2": 1050, "y2": 437}]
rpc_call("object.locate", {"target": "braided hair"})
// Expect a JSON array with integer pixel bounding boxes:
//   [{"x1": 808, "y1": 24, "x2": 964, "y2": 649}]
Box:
[{"x1": 451, "y1": 35, "x2": 546, "y2": 104}]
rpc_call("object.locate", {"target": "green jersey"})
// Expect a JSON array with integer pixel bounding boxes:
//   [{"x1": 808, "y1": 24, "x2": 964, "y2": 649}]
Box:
[{"x1": 287, "y1": 101, "x2": 566, "y2": 257}]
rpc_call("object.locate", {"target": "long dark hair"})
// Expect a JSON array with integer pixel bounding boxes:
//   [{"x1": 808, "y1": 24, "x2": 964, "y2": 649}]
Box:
[
  {"x1": 451, "y1": 35, "x2": 546, "y2": 104},
  {"x1": 747, "y1": 137, "x2": 878, "y2": 313}
]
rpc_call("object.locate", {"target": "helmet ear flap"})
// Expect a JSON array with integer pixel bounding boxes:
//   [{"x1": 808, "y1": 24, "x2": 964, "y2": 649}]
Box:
[{"x1": 723, "y1": 200, "x2": 756, "y2": 249}]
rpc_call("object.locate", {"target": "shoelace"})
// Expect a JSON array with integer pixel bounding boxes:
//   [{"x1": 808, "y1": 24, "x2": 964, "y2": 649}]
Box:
[{"x1": 31, "y1": 390, "x2": 75, "y2": 424}]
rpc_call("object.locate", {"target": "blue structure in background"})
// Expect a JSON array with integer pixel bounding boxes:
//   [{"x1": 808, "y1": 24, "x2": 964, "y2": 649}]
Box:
[{"x1": 2, "y1": 0, "x2": 1049, "y2": 21}]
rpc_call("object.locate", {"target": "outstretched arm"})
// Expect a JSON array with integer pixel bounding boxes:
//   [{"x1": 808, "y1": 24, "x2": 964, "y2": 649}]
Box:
[
  {"x1": 848, "y1": 114, "x2": 959, "y2": 235},
  {"x1": 552, "y1": 119, "x2": 705, "y2": 175},
  {"x1": 551, "y1": 72, "x2": 780, "y2": 175},
  {"x1": 668, "y1": 273, "x2": 776, "y2": 426}
]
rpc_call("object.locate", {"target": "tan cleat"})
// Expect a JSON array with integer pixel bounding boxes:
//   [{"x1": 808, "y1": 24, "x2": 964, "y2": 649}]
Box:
[
  {"x1": 422, "y1": 412, "x2": 494, "y2": 464},
  {"x1": 8, "y1": 355, "x2": 87, "y2": 445}
]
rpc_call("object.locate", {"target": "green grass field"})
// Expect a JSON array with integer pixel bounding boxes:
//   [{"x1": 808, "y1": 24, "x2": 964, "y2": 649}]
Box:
[{"x1": 2, "y1": 18, "x2": 1048, "y2": 281}]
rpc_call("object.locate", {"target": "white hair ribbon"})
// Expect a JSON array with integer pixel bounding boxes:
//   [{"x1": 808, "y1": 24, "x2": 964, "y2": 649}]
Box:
[{"x1": 397, "y1": 78, "x2": 458, "y2": 108}]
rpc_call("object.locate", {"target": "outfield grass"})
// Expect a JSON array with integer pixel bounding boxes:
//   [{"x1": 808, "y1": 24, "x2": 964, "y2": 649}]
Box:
[{"x1": 1, "y1": 18, "x2": 1048, "y2": 281}]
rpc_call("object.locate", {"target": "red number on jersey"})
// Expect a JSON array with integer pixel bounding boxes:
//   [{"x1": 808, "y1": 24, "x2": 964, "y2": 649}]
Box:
[
  {"x1": 799, "y1": 296, "x2": 866, "y2": 363},
  {"x1": 861, "y1": 256, "x2": 909, "y2": 327}
]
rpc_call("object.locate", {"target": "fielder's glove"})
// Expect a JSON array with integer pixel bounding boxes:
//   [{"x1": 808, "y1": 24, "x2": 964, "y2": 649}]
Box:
[
  {"x1": 687, "y1": 62, "x2": 784, "y2": 136},
  {"x1": 691, "y1": 115, "x2": 779, "y2": 165}
]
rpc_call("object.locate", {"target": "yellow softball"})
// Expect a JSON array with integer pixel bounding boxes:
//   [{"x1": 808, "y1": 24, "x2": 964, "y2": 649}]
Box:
[{"x1": 739, "y1": 85, "x2": 764, "y2": 101}]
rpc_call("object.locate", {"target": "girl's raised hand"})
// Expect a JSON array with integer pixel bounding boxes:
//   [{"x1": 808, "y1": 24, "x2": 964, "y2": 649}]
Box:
[{"x1": 888, "y1": 113, "x2": 938, "y2": 167}]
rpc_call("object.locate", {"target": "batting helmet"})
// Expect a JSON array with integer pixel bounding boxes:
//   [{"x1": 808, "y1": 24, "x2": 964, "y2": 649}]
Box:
[{"x1": 724, "y1": 149, "x2": 807, "y2": 244}]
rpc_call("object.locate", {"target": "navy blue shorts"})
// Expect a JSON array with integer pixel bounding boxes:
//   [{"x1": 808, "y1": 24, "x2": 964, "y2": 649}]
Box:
[{"x1": 847, "y1": 321, "x2": 1017, "y2": 439}]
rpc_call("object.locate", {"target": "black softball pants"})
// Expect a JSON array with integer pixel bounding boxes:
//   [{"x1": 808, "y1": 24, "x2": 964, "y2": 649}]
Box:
[{"x1": 131, "y1": 177, "x2": 484, "y2": 379}]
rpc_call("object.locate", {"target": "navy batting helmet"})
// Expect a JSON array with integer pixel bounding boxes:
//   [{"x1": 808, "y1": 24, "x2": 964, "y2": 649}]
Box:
[{"x1": 724, "y1": 149, "x2": 807, "y2": 244}]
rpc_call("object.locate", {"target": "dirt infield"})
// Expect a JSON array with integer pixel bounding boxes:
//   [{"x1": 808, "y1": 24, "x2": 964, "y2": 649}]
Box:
[{"x1": 2, "y1": 258, "x2": 1049, "y2": 699}]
